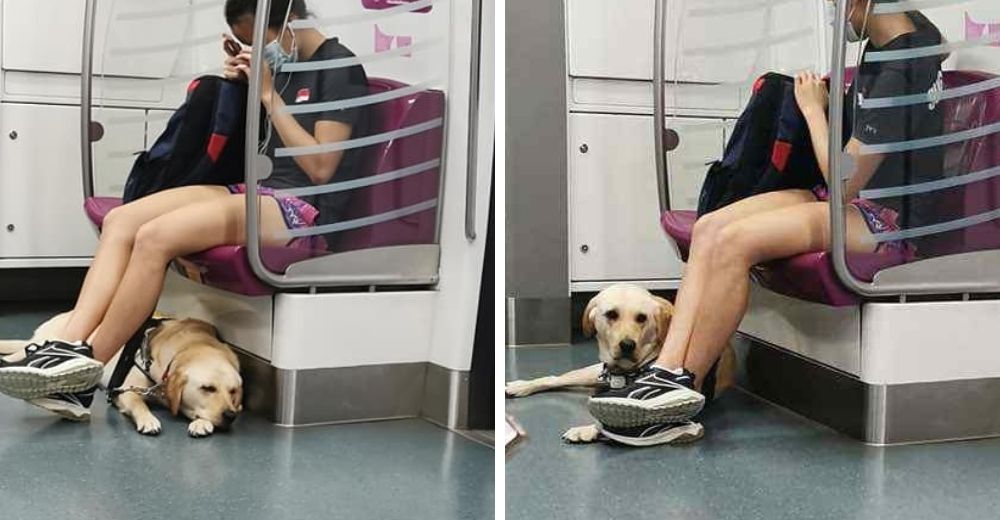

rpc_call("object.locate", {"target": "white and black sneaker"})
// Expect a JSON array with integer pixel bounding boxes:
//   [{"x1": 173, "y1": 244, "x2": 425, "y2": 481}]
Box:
[
  {"x1": 0, "y1": 341, "x2": 104, "y2": 400},
  {"x1": 600, "y1": 421, "x2": 704, "y2": 447},
  {"x1": 28, "y1": 386, "x2": 97, "y2": 422},
  {"x1": 588, "y1": 366, "x2": 705, "y2": 428}
]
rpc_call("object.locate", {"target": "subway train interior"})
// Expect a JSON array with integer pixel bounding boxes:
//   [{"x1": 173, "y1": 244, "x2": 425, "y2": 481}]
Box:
[
  {"x1": 506, "y1": 0, "x2": 1000, "y2": 518},
  {"x1": 0, "y1": 0, "x2": 494, "y2": 518}
]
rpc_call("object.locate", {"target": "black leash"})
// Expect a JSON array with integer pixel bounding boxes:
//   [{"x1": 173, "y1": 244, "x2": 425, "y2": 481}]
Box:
[{"x1": 105, "y1": 316, "x2": 170, "y2": 404}]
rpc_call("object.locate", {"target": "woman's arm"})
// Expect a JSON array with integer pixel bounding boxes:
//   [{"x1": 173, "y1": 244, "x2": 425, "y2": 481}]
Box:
[
  {"x1": 266, "y1": 93, "x2": 353, "y2": 186},
  {"x1": 237, "y1": 53, "x2": 353, "y2": 186},
  {"x1": 795, "y1": 71, "x2": 884, "y2": 201}
]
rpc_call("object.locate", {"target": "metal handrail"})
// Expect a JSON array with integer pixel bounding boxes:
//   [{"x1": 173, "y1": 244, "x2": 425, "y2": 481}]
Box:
[
  {"x1": 652, "y1": 0, "x2": 671, "y2": 214},
  {"x1": 465, "y1": 0, "x2": 483, "y2": 241},
  {"x1": 80, "y1": 0, "x2": 98, "y2": 199},
  {"x1": 827, "y1": 0, "x2": 1000, "y2": 296}
]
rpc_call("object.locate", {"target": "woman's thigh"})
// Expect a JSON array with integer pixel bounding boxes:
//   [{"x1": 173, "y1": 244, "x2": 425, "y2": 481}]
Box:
[
  {"x1": 135, "y1": 194, "x2": 290, "y2": 258},
  {"x1": 703, "y1": 189, "x2": 818, "y2": 229},
  {"x1": 105, "y1": 185, "x2": 231, "y2": 233},
  {"x1": 720, "y1": 201, "x2": 876, "y2": 266}
]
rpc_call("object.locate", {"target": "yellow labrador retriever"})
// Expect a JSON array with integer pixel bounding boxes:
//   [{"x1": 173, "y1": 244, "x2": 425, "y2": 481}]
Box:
[
  {"x1": 0, "y1": 313, "x2": 243, "y2": 438},
  {"x1": 505, "y1": 283, "x2": 734, "y2": 444}
]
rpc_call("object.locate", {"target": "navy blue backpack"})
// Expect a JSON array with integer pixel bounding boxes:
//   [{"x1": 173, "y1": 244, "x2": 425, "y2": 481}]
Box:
[
  {"x1": 697, "y1": 73, "x2": 841, "y2": 216},
  {"x1": 122, "y1": 76, "x2": 248, "y2": 203}
]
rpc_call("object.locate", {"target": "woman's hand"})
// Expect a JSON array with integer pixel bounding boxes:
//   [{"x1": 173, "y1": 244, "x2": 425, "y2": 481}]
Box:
[
  {"x1": 794, "y1": 70, "x2": 829, "y2": 119},
  {"x1": 231, "y1": 50, "x2": 277, "y2": 110}
]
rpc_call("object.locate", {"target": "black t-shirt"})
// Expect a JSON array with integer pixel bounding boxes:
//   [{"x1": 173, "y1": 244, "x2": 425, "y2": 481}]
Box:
[
  {"x1": 847, "y1": 12, "x2": 943, "y2": 231},
  {"x1": 262, "y1": 38, "x2": 371, "y2": 233}
]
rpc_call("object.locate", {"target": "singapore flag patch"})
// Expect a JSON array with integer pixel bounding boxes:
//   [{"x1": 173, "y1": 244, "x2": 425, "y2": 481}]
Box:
[{"x1": 295, "y1": 88, "x2": 311, "y2": 103}]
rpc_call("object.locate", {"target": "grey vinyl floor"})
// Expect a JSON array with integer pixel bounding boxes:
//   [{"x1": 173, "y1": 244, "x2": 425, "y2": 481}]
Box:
[
  {"x1": 506, "y1": 343, "x2": 1000, "y2": 520},
  {"x1": 0, "y1": 302, "x2": 494, "y2": 520}
]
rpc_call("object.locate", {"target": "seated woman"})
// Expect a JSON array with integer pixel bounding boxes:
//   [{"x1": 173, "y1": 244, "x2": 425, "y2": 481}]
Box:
[
  {"x1": 0, "y1": 0, "x2": 370, "y2": 419},
  {"x1": 588, "y1": 0, "x2": 945, "y2": 437}
]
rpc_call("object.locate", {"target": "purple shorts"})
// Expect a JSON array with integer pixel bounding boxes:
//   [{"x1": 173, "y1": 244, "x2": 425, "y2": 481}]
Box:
[
  {"x1": 227, "y1": 183, "x2": 326, "y2": 251},
  {"x1": 812, "y1": 185, "x2": 916, "y2": 259}
]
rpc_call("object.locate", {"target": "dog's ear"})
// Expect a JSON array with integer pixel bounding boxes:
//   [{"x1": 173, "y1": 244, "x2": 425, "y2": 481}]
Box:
[
  {"x1": 651, "y1": 295, "x2": 674, "y2": 345},
  {"x1": 166, "y1": 369, "x2": 187, "y2": 416},
  {"x1": 581, "y1": 296, "x2": 600, "y2": 337}
]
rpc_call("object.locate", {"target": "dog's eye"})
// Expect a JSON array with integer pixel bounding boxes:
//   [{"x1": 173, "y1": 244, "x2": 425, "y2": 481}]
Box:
[
  {"x1": 636, "y1": 313, "x2": 647, "y2": 324},
  {"x1": 200, "y1": 385, "x2": 217, "y2": 393},
  {"x1": 604, "y1": 310, "x2": 619, "y2": 321}
]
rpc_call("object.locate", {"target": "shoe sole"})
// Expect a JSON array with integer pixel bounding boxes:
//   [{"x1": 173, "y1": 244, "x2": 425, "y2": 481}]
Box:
[
  {"x1": 0, "y1": 358, "x2": 104, "y2": 400},
  {"x1": 601, "y1": 422, "x2": 705, "y2": 447},
  {"x1": 27, "y1": 397, "x2": 91, "y2": 422},
  {"x1": 588, "y1": 388, "x2": 706, "y2": 428}
]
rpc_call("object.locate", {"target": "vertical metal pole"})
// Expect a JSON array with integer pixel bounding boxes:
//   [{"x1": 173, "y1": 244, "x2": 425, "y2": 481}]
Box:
[
  {"x1": 465, "y1": 0, "x2": 484, "y2": 241},
  {"x1": 653, "y1": 0, "x2": 670, "y2": 214},
  {"x1": 80, "y1": 0, "x2": 98, "y2": 199}
]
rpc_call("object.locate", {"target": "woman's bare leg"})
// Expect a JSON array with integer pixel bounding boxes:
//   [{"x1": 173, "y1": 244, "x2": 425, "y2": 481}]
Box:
[
  {"x1": 87, "y1": 195, "x2": 288, "y2": 363},
  {"x1": 669, "y1": 203, "x2": 876, "y2": 385},
  {"x1": 656, "y1": 190, "x2": 818, "y2": 368},
  {"x1": 60, "y1": 186, "x2": 231, "y2": 343}
]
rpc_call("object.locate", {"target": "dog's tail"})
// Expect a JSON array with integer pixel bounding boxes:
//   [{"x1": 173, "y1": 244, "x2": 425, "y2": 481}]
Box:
[{"x1": 0, "y1": 340, "x2": 28, "y2": 355}]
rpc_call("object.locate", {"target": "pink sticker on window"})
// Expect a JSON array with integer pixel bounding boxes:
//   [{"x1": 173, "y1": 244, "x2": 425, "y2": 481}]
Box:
[
  {"x1": 374, "y1": 24, "x2": 413, "y2": 57},
  {"x1": 966, "y1": 12, "x2": 1000, "y2": 47},
  {"x1": 362, "y1": 0, "x2": 432, "y2": 14}
]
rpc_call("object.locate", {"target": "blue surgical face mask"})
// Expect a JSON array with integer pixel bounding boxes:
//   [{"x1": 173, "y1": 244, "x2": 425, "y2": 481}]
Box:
[{"x1": 263, "y1": 32, "x2": 296, "y2": 72}]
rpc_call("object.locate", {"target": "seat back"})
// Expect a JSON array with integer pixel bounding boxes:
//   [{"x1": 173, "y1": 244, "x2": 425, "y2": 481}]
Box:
[
  {"x1": 330, "y1": 77, "x2": 445, "y2": 253},
  {"x1": 916, "y1": 71, "x2": 1000, "y2": 257}
]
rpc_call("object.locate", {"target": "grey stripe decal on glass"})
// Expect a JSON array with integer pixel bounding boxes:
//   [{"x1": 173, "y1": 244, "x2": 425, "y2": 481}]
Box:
[
  {"x1": 116, "y1": 1, "x2": 220, "y2": 21},
  {"x1": 683, "y1": 27, "x2": 814, "y2": 57},
  {"x1": 861, "y1": 164, "x2": 1000, "y2": 199},
  {"x1": 108, "y1": 32, "x2": 220, "y2": 56},
  {"x1": 688, "y1": 0, "x2": 800, "y2": 17},
  {"x1": 286, "y1": 199, "x2": 438, "y2": 238},
  {"x1": 865, "y1": 33, "x2": 1000, "y2": 63},
  {"x1": 274, "y1": 159, "x2": 441, "y2": 197},
  {"x1": 275, "y1": 118, "x2": 442, "y2": 157},
  {"x1": 280, "y1": 81, "x2": 437, "y2": 115},
  {"x1": 279, "y1": 38, "x2": 442, "y2": 73},
  {"x1": 859, "y1": 120, "x2": 1000, "y2": 155},
  {"x1": 873, "y1": 0, "x2": 973, "y2": 15},
  {"x1": 860, "y1": 76, "x2": 1000, "y2": 109},
  {"x1": 874, "y1": 208, "x2": 1000, "y2": 243},
  {"x1": 289, "y1": 0, "x2": 435, "y2": 30}
]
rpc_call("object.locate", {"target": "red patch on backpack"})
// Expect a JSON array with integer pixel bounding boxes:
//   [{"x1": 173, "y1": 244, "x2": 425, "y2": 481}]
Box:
[
  {"x1": 295, "y1": 88, "x2": 311, "y2": 103},
  {"x1": 207, "y1": 133, "x2": 227, "y2": 163},
  {"x1": 771, "y1": 140, "x2": 792, "y2": 172}
]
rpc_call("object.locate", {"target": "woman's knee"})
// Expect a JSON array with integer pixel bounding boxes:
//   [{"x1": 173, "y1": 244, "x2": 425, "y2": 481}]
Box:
[
  {"x1": 132, "y1": 221, "x2": 176, "y2": 261},
  {"x1": 691, "y1": 213, "x2": 727, "y2": 253},
  {"x1": 101, "y1": 206, "x2": 142, "y2": 243},
  {"x1": 711, "y1": 223, "x2": 755, "y2": 269}
]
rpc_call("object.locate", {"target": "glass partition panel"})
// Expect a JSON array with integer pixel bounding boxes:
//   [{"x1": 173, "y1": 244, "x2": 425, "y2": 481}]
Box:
[
  {"x1": 830, "y1": 0, "x2": 1000, "y2": 295},
  {"x1": 86, "y1": 0, "x2": 458, "y2": 288},
  {"x1": 655, "y1": 0, "x2": 825, "y2": 212},
  {"x1": 244, "y1": 0, "x2": 450, "y2": 287},
  {"x1": 88, "y1": 0, "x2": 230, "y2": 198}
]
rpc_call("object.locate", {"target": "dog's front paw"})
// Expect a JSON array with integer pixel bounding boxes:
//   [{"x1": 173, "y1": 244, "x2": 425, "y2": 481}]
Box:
[
  {"x1": 188, "y1": 419, "x2": 215, "y2": 438},
  {"x1": 505, "y1": 380, "x2": 542, "y2": 398},
  {"x1": 562, "y1": 424, "x2": 600, "y2": 444},
  {"x1": 134, "y1": 415, "x2": 162, "y2": 436}
]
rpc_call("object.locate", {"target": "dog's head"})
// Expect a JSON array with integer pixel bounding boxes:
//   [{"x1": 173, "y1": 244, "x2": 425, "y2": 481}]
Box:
[
  {"x1": 157, "y1": 320, "x2": 243, "y2": 430},
  {"x1": 581, "y1": 284, "x2": 673, "y2": 374}
]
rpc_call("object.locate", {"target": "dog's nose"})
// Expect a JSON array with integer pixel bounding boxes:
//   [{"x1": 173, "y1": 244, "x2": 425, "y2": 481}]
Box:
[
  {"x1": 222, "y1": 410, "x2": 238, "y2": 425},
  {"x1": 619, "y1": 339, "x2": 636, "y2": 356}
]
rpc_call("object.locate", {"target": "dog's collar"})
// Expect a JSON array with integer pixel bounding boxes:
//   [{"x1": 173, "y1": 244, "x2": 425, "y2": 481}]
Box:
[{"x1": 598, "y1": 360, "x2": 656, "y2": 389}]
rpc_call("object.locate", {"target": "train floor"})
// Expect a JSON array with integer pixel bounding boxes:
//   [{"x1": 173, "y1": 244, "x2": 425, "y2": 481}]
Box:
[
  {"x1": 0, "y1": 302, "x2": 493, "y2": 520},
  {"x1": 506, "y1": 342, "x2": 1000, "y2": 520}
]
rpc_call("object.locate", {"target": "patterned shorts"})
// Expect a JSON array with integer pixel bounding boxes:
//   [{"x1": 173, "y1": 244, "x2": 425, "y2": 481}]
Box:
[
  {"x1": 812, "y1": 185, "x2": 916, "y2": 259},
  {"x1": 227, "y1": 183, "x2": 327, "y2": 251}
]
